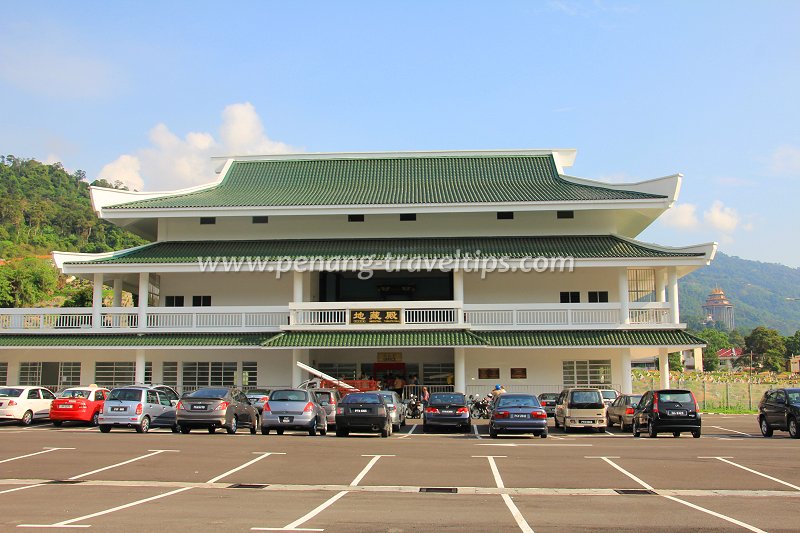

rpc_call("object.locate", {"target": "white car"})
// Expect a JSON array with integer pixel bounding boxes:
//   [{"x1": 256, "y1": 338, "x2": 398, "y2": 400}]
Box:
[{"x1": 0, "y1": 386, "x2": 57, "y2": 425}]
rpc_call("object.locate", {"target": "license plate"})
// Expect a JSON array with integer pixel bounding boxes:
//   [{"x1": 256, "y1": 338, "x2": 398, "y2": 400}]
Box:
[
  {"x1": 579, "y1": 419, "x2": 594, "y2": 424},
  {"x1": 191, "y1": 405, "x2": 208, "y2": 411},
  {"x1": 280, "y1": 416, "x2": 292, "y2": 423},
  {"x1": 512, "y1": 414, "x2": 528, "y2": 419},
  {"x1": 59, "y1": 404, "x2": 74, "y2": 409},
  {"x1": 668, "y1": 410, "x2": 687, "y2": 416},
  {"x1": 353, "y1": 409, "x2": 368, "y2": 413},
  {"x1": 441, "y1": 410, "x2": 454, "y2": 415},
  {"x1": 111, "y1": 406, "x2": 126, "y2": 412}
]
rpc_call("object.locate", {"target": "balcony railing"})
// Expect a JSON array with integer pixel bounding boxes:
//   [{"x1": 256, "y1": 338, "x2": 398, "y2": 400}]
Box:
[{"x1": 0, "y1": 301, "x2": 677, "y2": 334}]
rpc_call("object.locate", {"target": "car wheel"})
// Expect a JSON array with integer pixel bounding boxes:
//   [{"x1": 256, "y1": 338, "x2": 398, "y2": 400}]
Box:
[
  {"x1": 540, "y1": 431, "x2": 548, "y2": 439},
  {"x1": 52, "y1": 420, "x2": 63, "y2": 427},
  {"x1": 261, "y1": 427, "x2": 270, "y2": 435},
  {"x1": 171, "y1": 424, "x2": 180, "y2": 433},
  {"x1": 673, "y1": 432, "x2": 681, "y2": 438},
  {"x1": 227, "y1": 416, "x2": 238, "y2": 435},
  {"x1": 276, "y1": 428, "x2": 284, "y2": 435},
  {"x1": 692, "y1": 429, "x2": 701, "y2": 438},
  {"x1": 632, "y1": 421, "x2": 640, "y2": 438},
  {"x1": 789, "y1": 418, "x2": 799, "y2": 439},
  {"x1": 335, "y1": 427, "x2": 348, "y2": 437},
  {"x1": 606, "y1": 415, "x2": 613, "y2": 428},
  {"x1": 308, "y1": 419, "x2": 317, "y2": 437},
  {"x1": 393, "y1": 423, "x2": 400, "y2": 432},
  {"x1": 136, "y1": 416, "x2": 150, "y2": 433},
  {"x1": 91, "y1": 411, "x2": 100, "y2": 426},
  {"x1": 99, "y1": 425, "x2": 111, "y2": 433},
  {"x1": 489, "y1": 426, "x2": 498, "y2": 438},
  {"x1": 250, "y1": 416, "x2": 259, "y2": 435},
  {"x1": 647, "y1": 421, "x2": 657, "y2": 438},
  {"x1": 319, "y1": 420, "x2": 327, "y2": 436},
  {"x1": 620, "y1": 419, "x2": 628, "y2": 432},
  {"x1": 208, "y1": 427, "x2": 216, "y2": 434},
  {"x1": 20, "y1": 410, "x2": 33, "y2": 426},
  {"x1": 463, "y1": 424, "x2": 472, "y2": 434},
  {"x1": 760, "y1": 416, "x2": 773, "y2": 437},
  {"x1": 181, "y1": 426, "x2": 191, "y2": 434},
  {"x1": 380, "y1": 422, "x2": 390, "y2": 438}
]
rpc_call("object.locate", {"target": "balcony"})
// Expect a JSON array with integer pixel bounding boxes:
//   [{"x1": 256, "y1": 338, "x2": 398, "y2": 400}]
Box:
[{"x1": 0, "y1": 301, "x2": 677, "y2": 334}]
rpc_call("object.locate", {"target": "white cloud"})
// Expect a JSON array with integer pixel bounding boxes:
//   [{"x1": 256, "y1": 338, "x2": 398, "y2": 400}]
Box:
[
  {"x1": 97, "y1": 103, "x2": 299, "y2": 190},
  {"x1": 769, "y1": 145, "x2": 800, "y2": 177},
  {"x1": 660, "y1": 203, "x2": 699, "y2": 230},
  {"x1": 703, "y1": 200, "x2": 739, "y2": 233}
]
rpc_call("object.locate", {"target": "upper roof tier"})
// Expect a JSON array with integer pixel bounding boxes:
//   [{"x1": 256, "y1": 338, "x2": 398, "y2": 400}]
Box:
[{"x1": 92, "y1": 150, "x2": 678, "y2": 212}]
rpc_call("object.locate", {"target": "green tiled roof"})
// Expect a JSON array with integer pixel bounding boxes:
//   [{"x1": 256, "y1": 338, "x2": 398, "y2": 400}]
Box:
[
  {"x1": 107, "y1": 155, "x2": 665, "y2": 210},
  {"x1": 70, "y1": 235, "x2": 702, "y2": 265},
  {"x1": 0, "y1": 333, "x2": 275, "y2": 347},
  {"x1": 263, "y1": 330, "x2": 489, "y2": 348},
  {"x1": 477, "y1": 330, "x2": 706, "y2": 347}
]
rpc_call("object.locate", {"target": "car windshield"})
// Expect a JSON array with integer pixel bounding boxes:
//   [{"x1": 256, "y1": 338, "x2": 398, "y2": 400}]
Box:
[
  {"x1": 269, "y1": 390, "x2": 308, "y2": 402},
  {"x1": 658, "y1": 392, "x2": 694, "y2": 404},
  {"x1": 629, "y1": 395, "x2": 642, "y2": 407},
  {"x1": 246, "y1": 389, "x2": 271, "y2": 396},
  {"x1": 187, "y1": 388, "x2": 229, "y2": 399},
  {"x1": 0, "y1": 388, "x2": 23, "y2": 397},
  {"x1": 429, "y1": 393, "x2": 465, "y2": 405},
  {"x1": 343, "y1": 393, "x2": 381, "y2": 404},
  {"x1": 788, "y1": 390, "x2": 800, "y2": 404},
  {"x1": 539, "y1": 393, "x2": 558, "y2": 400},
  {"x1": 108, "y1": 389, "x2": 142, "y2": 402},
  {"x1": 497, "y1": 395, "x2": 540, "y2": 408},
  {"x1": 569, "y1": 390, "x2": 603, "y2": 406},
  {"x1": 60, "y1": 390, "x2": 91, "y2": 399},
  {"x1": 601, "y1": 391, "x2": 618, "y2": 400}
]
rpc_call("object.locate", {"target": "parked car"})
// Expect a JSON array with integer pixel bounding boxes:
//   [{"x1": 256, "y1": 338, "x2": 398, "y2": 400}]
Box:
[
  {"x1": 367, "y1": 390, "x2": 406, "y2": 431},
  {"x1": 0, "y1": 386, "x2": 56, "y2": 426},
  {"x1": 606, "y1": 394, "x2": 642, "y2": 432},
  {"x1": 335, "y1": 392, "x2": 392, "y2": 437},
  {"x1": 597, "y1": 388, "x2": 620, "y2": 407},
  {"x1": 126, "y1": 384, "x2": 180, "y2": 406},
  {"x1": 537, "y1": 392, "x2": 559, "y2": 417},
  {"x1": 632, "y1": 389, "x2": 701, "y2": 438},
  {"x1": 261, "y1": 388, "x2": 327, "y2": 436},
  {"x1": 245, "y1": 388, "x2": 272, "y2": 414},
  {"x1": 50, "y1": 386, "x2": 110, "y2": 426},
  {"x1": 554, "y1": 388, "x2": 607, "y2": 433},
  {"x1": 98, "y1": 386, "x2": 179, "y2": 433},
  {"x1": 176, "y1": 387, "x2": 259, "y2": 434},
  {"x1": 423, "y1": 392, "x2": 471, "y2": 433},
  {"x1": 312, "y1": 388, "x2": 342, "y2": 429},
  {"x1": 758, "y1": 388, "x2": 800, "y2": 438},
  {"x1": 489, "y1": 393, "x2": 548, "y2": 438}
]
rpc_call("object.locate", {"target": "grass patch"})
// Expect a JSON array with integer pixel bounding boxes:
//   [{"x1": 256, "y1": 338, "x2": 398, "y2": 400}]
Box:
[{"x1": 700, "y1": 407, "x2": 758, "y2": 414}]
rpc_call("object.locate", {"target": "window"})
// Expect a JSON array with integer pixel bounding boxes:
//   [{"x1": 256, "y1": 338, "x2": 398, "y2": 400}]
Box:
[
  {"x1": 562, "y1": 360, "x2": 612, "y2": 386},
  {"x1": 200, "y1": 217, "x2": 216, "y2": 225},
  {"x1": 242, "y1": 361, "x2": 258, "y2": 388},
  {"x1": 19, "y1": 362, "x2": 80, "y2": 387},
  {"x1": 510, "y1": 368, "x2": 527, "y2": 379},
  {"x1": 158, "y1": 392, "x2": 172, "y2": 406},
  {"x1": 348, "y1": 214, "x2": 365, "y2": 222},
  {"x1": 478, "y1": 368, "x2": 500, "y2": 380},
  {"x1": 628, "y1": 268, "x2": 655, "y2": 303},
  {"x1": 27, "y1": 389, "x2": 40, "y2": 400},
  {"x1": 59, "y1": 362, "x2": 81, "y2": 387},
  {"x1": 497, "y1": 211, "x2": 514, "y2": 220},
  {"x1": 318, "y1": 363, "x2": 357, "y2": 380},
  {"x1": 557, "y1": 210, "x2": 574, "y2": 219},
  {"x1": 560, "y1": 291, "x2": 580, "y2": 304},
  {"x1": 94, "y1": 362, "x2": 152, "y2": 388},
  {"x1": 164, "y1": 296, "x2": 185, "y2": 307},
  {"x1": 423, "y1": 363, "x2": 454, "y2": 385},
  {"x1": 0, "y1": 362, "x2": 6, "y2": 385},
  {"x1": 588, "y1": 291, "x2": 609, "y2": 303},
  {"x1": 400, "y1": 213, "x2": 416, "y2": 221},
  {"x1": 181, "y1": 362, "x2": 237, "y2": 390},
  {"x1": 162, "y1": 362, "x2": 178, "y2": 388},
  {"x1": 252, "y1": 216, "x2": 269, "y2": 224},
  {"x1": 192, "y1": 295, "x2": 212, "y2": 307}
]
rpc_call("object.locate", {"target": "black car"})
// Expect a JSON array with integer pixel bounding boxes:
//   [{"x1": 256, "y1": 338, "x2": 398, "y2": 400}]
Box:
[
  {"x1": 335, "y1": 392, "x2": 392, "y2": 438},
  {"x1": 423, "y1": 392, "x2": 471, "y2": 433},
  {"x1": 758, "y1": 388, "x2": 800, "y2": 438},
  {"x1": 537, "y1": 392, "x2": 559, "y2": 417},
  {"x1": 632, "y1": 389, "x2": 701, "y2": 438}
]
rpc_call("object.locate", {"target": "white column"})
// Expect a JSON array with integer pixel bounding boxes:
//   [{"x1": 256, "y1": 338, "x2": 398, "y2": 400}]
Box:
[
  {"x1": 138, "y1": 273, "x2": 149, "y2": 329},
  {"x1": 620, "y1": 349, "x2": 632, "y2": 394},
  {"x1": 454, "y1": 348, "x2": 466, "y2": 393},
  {"x1": 693, "y1": 347, "x2": 704, "y2": 372},
  {"x1": 668, "y1": 267, "x2": 680, "y2": 324},
  {"x1": 293, "y1": 271, "x2": 304, "y2": 303},
  {"x1": 7, "y1": 362, "x2": 19, "y2": 386},
  {"x1": 112, "y1": 278, "x2": 123, "y2": 307},
  {"x1": 656, "y1": 268, "x2": 667, "y2": 303},
  {"x1": 453, "y1": 270, "x2": 464, "y2": 301},
  {"x1": 92, "y1": 273, "x2": 103, "y2": 330},
  {"x1": 292, "y1": 349, "x2": 309, "y2": 387},
  {"x1": 618, "y1": 268, "x2": 630, "y2": 324},
  {"x1": 658, "y1": 348, "x2": 670, "y2": 389},
  {"x1": 135, "y1": 350, "x2": 146, "y2": 384}
]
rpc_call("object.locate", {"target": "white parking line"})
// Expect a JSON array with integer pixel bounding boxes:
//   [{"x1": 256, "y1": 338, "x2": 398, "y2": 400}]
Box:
[
  {"x1": 252, "y1": 454, "x2": 393, "y2": 531},
  {"x1": 398, "y1": 424, "x2": 417, "y2": 439},
  {"x1": 706, "y1": 456, "x2": 800, "y2": 491},
  {"x1": 68, "y1": 449, "x2": 179, "y2": 480},
  {"x1": 474, "y1": 456, "x2": 534, "y2": 533},
  {"x1": 592, "y1": 456, "x2": 767, "y2": 533},
  {"x1": 206, "y1": 452, "x2": 284, "y2": 484},
  {"x1": 710, "y1": 426, "x2": 754, "y2": 437},
  {"x1": 473, "y1": 424, "x2": 483, "y2": 440},
  {"x1": 477, "y1": 443, "x2": 592, "y2": 447},
  {"x1": 0, "y1": 447, "x2": 74, "y2": 464}
]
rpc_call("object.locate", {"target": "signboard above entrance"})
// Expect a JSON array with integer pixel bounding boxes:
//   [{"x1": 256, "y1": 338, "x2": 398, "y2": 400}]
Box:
[{"x1": 350, "y1": 309, "x2": 401, "y2": 324}]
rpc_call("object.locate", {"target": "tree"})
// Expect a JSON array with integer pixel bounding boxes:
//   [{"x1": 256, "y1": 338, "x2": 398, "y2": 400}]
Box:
[
  {"x1": 737, "y1": 326, "x2": 787, "y2": 371},
  {"x1": 695, "y1": 328, "x2": 728, "y2": 371},
  {"x1": 786, "y1": 330, "x2": 800, "y2": 357},
  {"x1": 728, "y1": 329, "x2": 746, "y2": 350},
  {"x1": 668, "y1": 352, "x2": 684, "y2": 372},
  {"x1": 0, "y1": 258, "x2": 59, "y2": 307}
]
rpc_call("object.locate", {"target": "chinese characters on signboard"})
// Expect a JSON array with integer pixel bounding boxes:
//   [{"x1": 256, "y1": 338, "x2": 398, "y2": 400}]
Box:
[{"x1": 350, "y1": 309, "x2": 401, "y2": 324}]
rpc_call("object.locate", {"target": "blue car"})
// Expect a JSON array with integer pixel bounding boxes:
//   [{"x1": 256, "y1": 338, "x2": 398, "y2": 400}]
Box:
[
  {"x1": 423, "y1": 392, "x2": 471, "y2": 433},
  {"x1": 489, "y1": 394, "x2": 548, "y2": 438}
]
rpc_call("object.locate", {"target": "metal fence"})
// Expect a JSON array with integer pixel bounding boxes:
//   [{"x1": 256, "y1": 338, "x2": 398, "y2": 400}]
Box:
[{"x1": 632, "y1": 378, "x2": 775, "y2": 411}]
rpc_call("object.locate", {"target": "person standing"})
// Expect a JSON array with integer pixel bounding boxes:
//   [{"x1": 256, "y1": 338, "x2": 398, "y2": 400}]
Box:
[{"x1": 421, "y1": 386, "x2": 430, "y2": 407}]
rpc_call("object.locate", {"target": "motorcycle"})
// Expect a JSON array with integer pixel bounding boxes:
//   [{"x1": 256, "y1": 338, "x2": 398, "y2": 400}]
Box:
[
  {"x1": 406, "y1": 395, "x2": 422, "y2": 419},
  {"x1": 469, "y1": 394, "x2": 492, "y2": 419}
]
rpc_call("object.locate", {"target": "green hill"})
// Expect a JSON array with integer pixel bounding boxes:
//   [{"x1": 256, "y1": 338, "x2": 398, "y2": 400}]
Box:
[{"x1": 680, "y1": 252, "x2": 800, "y2": 335}]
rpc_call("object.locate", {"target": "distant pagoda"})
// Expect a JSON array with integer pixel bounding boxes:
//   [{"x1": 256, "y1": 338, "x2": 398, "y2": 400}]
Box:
[{"x1": 702, "y1": 287, "x2": 735, "y2": 330}]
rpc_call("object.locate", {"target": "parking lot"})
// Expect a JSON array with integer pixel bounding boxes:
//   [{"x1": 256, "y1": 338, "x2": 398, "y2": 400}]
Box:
[{"x1": 1, "y1": 414, "x2": 799, "y2": 532}]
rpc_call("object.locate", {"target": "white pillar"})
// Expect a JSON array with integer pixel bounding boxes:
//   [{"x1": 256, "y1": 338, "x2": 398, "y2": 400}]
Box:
[
  {"x1": 112, "y1": 278, "x2": 123, "y2": 307},
  {"x1": 454, "y1": 348, "x2": 466, "y2": 393},
  {"x1": 293, "y1": 271, "x2": 304, "y2": 303},
  {"x1": 292, "y1": 349, "x2": 309, "y2": 387},
  {"x1": 453, "y1": 270, "x2": 464, "y2": 301},
  {"x1": 92, "y1": 273, "x2": 103, "y2": 330},
  {"x1": 7, "y1": 362, "x2": 19, "y2": 385},
  {"x1": 693, "y1": 347, "x2": 704, "y2": 372},
  {"x1": 668, "y1": 267, "x2": 680, "y2": 324},
  {"x1": 656, "y1": 268, "x2": 667, "y2": 303},
  {"x1": 618, "y1": 268, "x2": 630, "y2": 324},
  {"x1": 135, "y1": 350, "x2": 146, "y2": 384},
  {"x1": 138, "y1": 273, "x2": 149, "y2": 329},
  {"x1": 659, "y1": 348, "x2": 670, "y2": 389},
  {"x1": 620, "y1": 349, "x2": 632, "y2": 394}
]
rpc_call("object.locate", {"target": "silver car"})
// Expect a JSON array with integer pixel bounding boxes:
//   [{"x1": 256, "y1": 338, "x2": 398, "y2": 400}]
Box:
[
  {"x1": 177, "y1": 387, "x2": 259, "y2": 434},
  {"x1": 312, "y1": 388, "x2": 342, "y2": 428},
  {"x1": 245, "y1": 388, "x2": 272, "y2": 414},
  {"x1": 261, "y1": 388, "x2": 327, "y2": 436},
  {"x1": 99, "y1": 386, "x2": 178, "y2": 433},
  {"x1": 368, "y1": 390, "x2": 406, "y2": 431}
]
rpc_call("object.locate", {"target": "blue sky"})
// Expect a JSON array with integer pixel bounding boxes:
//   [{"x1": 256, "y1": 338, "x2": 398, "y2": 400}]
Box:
[{"x1": 1, "y1": 1, "x2": 799, "y2": 266}]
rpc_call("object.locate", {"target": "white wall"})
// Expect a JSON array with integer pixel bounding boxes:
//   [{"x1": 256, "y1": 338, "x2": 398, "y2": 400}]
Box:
[
  {"x1": 463, "y1": 268, "x2": 621, "y2": 304},
  {"x1": 158, "y1": 272, "x2": 292, "y2": 306}
]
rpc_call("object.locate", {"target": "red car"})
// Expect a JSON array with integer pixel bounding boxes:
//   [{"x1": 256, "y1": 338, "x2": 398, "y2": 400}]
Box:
[{"x1": 50, "y1": 386, "x2": 110, "y2": 426}]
